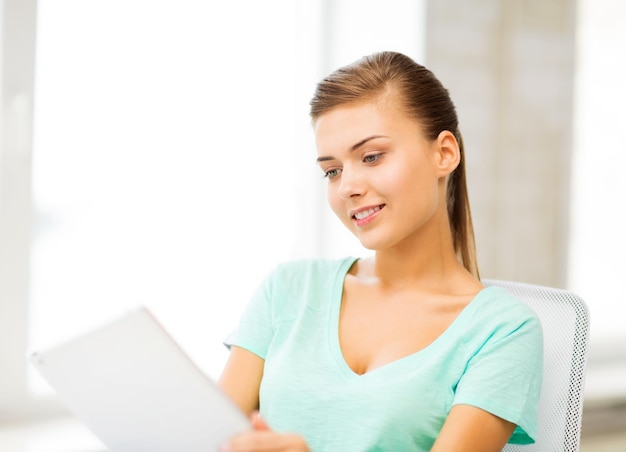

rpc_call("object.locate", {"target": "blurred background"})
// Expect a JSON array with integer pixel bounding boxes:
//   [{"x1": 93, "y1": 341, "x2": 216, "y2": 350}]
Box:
[{"x1": 0, "y1": 0, "x2": 624, "y2": 450}]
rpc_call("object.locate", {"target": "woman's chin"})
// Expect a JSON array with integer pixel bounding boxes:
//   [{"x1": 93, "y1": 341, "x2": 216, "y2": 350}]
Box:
[{"x1": 355, "y1": 235, "x2": 392, "y2": 251}]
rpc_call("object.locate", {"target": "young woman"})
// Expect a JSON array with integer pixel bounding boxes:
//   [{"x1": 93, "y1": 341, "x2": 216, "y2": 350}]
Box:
[{"x1": 218, "y1": 51, "x2": 543, "y2": 451}]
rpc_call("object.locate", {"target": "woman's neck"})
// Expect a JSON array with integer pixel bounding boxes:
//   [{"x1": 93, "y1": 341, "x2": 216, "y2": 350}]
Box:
[{"x1": 362, "y1": 216, "x2": 476, "y2": 294}]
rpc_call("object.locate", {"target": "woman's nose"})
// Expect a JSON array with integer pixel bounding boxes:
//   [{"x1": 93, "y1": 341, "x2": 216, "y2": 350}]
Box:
[{"x1": 337, "y1": 169, "x2": 365, "y2": 200}]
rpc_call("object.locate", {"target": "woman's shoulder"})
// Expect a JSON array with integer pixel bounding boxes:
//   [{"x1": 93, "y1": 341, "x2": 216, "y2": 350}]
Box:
[
  {"x1": 461, "y1": 285, "x2": 543, "y2": 343},
  {"x1": 257, "y1": 256, "x2": 357, "y2": 299},
  {"x1": 268, "y1": 256, "x2": 358, "y2": 282},
  {"x1": 474, "y1": 285, "x2": 539, "y2": 318},
  {"x1": 257, "y1": 257, "x2": 357, "y2": 316}
]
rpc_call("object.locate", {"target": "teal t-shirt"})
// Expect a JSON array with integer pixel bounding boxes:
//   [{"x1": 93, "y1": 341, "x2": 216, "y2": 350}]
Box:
[{"x1": 226, "y1": 257, "x2": 543, "y2": 451}]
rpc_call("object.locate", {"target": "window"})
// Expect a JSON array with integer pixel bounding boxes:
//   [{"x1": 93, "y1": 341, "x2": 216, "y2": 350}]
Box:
[
  {"x1": 568, "y1": 0, "x2": 626, "y2": 400},
  {"x1": 29, "y1": 0, "x2": 305, "y2": 393},
  {"x1": 4, "y1": 0, "x2": 424, "y2": 412}
]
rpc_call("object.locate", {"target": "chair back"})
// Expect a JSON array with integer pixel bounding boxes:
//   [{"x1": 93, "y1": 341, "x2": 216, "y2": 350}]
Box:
[{"x1": 483, "y1": 280, "x2": 590, "y2": 452}]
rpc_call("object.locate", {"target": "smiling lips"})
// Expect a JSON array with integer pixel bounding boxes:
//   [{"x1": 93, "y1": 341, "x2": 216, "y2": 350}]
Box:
[{"x1": 351, "y1": 205, "x2": 385, "y2": 226}]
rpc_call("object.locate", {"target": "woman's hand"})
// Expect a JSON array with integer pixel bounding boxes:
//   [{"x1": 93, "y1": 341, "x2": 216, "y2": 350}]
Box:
[{"x1": 220, "y1": 411, "x2": 310, "y2": 452}]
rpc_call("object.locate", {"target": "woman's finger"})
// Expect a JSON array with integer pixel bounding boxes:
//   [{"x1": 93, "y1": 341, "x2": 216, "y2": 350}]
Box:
[{"x1": 250, "y1": 411, "x2": 271, "y2": 431}]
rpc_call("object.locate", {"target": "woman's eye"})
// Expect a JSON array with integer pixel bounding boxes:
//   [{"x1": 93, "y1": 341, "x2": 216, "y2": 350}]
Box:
[
  {"x1": 363, "y1": 153, "x2": 383, "y2": 163},
  {"x1": 324, "y1": 168, "x2": 342, "y2": 179}
]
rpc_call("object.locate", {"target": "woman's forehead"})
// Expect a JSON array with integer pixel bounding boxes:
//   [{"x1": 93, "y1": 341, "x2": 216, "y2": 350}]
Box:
[{"x1": 314, "y1": 100, "x2": 425, "y2": 154}]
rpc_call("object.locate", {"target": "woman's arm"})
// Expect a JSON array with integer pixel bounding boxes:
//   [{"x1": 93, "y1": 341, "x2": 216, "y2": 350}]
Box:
[
  {"x1": 431, "y1": 404, "x2": 516, "y2": 452},
  {"x1": 218, "y1": 346, "x2": 310, "y2": 451},
  {"x1": 218, "y1": 345, "x2": 265, "y2": 414}
]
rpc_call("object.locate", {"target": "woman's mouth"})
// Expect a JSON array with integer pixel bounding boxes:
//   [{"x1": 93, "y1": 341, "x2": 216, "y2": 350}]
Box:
[{"x1": 351, "y1": 205, "x2": 385, "y2": 226}]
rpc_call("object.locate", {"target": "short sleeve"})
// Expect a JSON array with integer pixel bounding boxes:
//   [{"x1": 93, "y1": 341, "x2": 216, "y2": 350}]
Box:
[
  {"x1": 453, "y1": 291, "x2": 544, "y2": 444},
  {"x1": 223, "y1": 268, "x2": 277, "y2": 360}
]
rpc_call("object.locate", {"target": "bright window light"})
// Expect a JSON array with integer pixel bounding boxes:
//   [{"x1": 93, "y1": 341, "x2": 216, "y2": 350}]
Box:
[
  {"x1": 30, "y1": 0, "x2": 304, "y2": 392},
  {"x1": 29, "y1": 0, "x2": 426, "y2": 397}
]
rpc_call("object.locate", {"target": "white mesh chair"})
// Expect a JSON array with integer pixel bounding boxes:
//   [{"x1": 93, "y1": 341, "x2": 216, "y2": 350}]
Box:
[{"x1": 483, "y1": 280, "x2": 590, "y2": 452}]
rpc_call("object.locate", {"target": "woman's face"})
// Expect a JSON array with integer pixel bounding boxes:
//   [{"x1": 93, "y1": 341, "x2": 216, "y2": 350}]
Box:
[{"x1": 314, "y1": 98, "x2": 458, "y2": 251}]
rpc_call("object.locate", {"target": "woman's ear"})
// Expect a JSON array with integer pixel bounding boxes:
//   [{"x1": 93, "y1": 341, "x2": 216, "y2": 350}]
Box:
[{"x1": 434, "y1": 130, "x2": 461, "y2": 177}]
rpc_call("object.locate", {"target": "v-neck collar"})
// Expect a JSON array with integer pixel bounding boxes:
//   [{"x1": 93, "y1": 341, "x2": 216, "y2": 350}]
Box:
[{"x1": 327, "y1": 257, "x2": 494, "y2": 380}]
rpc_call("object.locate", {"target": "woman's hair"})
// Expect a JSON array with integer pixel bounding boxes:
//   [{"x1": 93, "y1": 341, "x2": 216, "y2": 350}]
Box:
[{"x1": 310, "y1": 51, "x2": 480, "y2": 278}]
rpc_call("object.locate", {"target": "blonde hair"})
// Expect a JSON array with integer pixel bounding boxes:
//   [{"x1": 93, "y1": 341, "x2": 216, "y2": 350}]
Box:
[{"x1": 310, "y1": 51, "x2": 480, "y2": 278}]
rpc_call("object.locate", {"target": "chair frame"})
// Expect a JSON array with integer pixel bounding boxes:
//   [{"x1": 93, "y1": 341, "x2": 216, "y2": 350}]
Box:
[{"x1": 483, "y1": 279, "x2": 590, "y2": 452}]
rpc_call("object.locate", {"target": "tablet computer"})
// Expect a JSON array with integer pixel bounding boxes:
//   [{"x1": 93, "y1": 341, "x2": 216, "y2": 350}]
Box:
[{"x1": 29, "y1": 306, "x2": 250, "y2": 452}]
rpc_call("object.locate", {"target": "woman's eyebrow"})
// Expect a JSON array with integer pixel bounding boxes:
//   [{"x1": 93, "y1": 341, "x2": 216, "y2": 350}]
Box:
[{"x1": 316, "y1": 135, "x2": 389, "y2": 162}]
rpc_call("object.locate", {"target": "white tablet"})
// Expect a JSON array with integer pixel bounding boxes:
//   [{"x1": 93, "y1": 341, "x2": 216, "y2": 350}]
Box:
[{"x1": 29, "y1": 307, "x2": 250, "y2": 452}]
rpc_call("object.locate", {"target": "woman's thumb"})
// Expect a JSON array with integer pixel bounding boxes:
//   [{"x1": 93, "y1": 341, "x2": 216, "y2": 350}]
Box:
[{"x1": 250, "y1": 411, "x2": 271, "y2": 431}]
